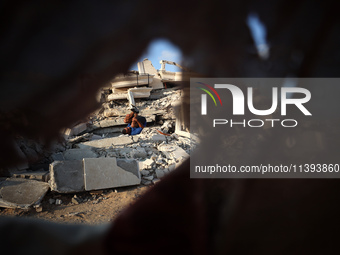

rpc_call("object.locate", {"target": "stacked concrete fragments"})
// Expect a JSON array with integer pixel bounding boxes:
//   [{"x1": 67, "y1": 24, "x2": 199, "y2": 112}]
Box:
[{"x1": 0, "y1": 87, "x2": 198, "y2": 209}]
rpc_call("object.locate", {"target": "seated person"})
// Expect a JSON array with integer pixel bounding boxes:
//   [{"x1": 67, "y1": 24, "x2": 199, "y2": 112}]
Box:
[{"x1": 122, "y1": 109, "x2": 146, "y2": 135}]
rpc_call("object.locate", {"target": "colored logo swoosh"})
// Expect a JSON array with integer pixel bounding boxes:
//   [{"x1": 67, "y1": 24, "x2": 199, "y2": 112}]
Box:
[
  {"x1": 198, "y1": 87, "x2": 217, "y2": 106},
  {"x1": 197, "y1": 82, "x2": 223, "y2": 106}
]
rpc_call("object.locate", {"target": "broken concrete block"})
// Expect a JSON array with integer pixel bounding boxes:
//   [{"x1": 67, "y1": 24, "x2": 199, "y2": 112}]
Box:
[
  {"x1": 93, "y1": 127, "x2": 122, "y2": 135},
  {"x1": 49, "y1": 160, "x2": 84, "y2": 193},
  {"x1": 155, "y1": 169, "x2": 166, "y2": 179},
  {"x1": 141, "y1": 180, "x2": 152, "y2": 185},
  {"x1": 103, "y1": 108, "x2": 124, "y2": 117},
  {"x1": 143, "y1": 175, "x2": 154, "y2": 181},
  {"x1": 68, "y1": 123, "x2": 87, "y2": 136},
  {"x1": 89, "y1": 134, "x2": 102, "y2": 141},
  {"x1": 0, "y1": 178, "x2": 49, "y2": 209},
  {"x1": 151, "y1": 134, "x2": 167, "y2": 142},
  {"x1": 77, "y1": 136, "x2": 133, "y2": 149},
  {"x1": 12, "y1": 170, "x2": 50, "y2": 182},
  {"x1": 74, "y1": 123, "x2": 87, "y2": 135},
  {"x1": 35, "y1": 205, "x2": 43, "y2": 212},
  {"x1": 140, "y1": 170, "x2": 150, "y2": 176},
  {"x1": 169, "y1": 164, "x2": 176, "y2": 172},
  {"x1": 142, "y1": 159, "x2": 154, "y2": 169},
  {"x1": 83, "y1": 158, "x2": 140, "y2": 191},
  {"x1": 158, "y1": 144, "x2": 177, "y2": 152},
  {"x1": 158, "y1": 144, "x2": 189, "y2": 161},
  {"x1": 99, "y1": 119, "x2": 125, "y2": 128},
  {"x1": 63, "y1": 149, "x2": 97, "y2": 160},
  {"x1": 138, "y1": 161, "x2": 144, "y2": 171},
  {"x1": 130, "y1": 147, "x2": 147, "y2": 159},
  {"x1": 72, "y1": 196, "x2": 81, "y2": 205}
]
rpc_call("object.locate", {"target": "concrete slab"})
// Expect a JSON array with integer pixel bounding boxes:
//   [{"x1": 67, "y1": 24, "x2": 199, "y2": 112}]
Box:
[
  {"x1": 104, "y1": 108, "x2": 124, "y2": 117},
  {"x1": 89, "y1": 134, "x2": 102, "y2": 141},
  {"x1": 99, "y1": 118, "x2": 125, "y2": 128},
  {"x1": 77, "y1": 136, "x2": 133, "y2": 149},
  {"x1": 151, "y1": 134, "x2": 167, "y2": 142},
  {"x1": 83, "y1": 158, "x2": 140, "y2": 191},
  {"x1": 0, "y1": 178, "x2": 49, "y2": 209},
  {"x1": 158, "y1": 144, "x2": 189, "y2": 161},
  {"x1": 142, "y1": 158, "x2": 154, "y2": 169},
  {"x1": 63, "y1": 149, "x2": 97, "y2": 160},
  {"x1": 71, "y1": 123, "x2": 87, "y2": 136},
  {"x1": 49, "y1": 160, "x2": 84, "y2": 193},
  {"x1": 130, "y1": 147, "x2": 147, "y2": 159}
]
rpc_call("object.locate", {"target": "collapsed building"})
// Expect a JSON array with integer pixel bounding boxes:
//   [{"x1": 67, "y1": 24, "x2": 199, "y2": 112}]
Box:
[{"x1": 0, "y1": 59, "x2": 199, "y2": 209}]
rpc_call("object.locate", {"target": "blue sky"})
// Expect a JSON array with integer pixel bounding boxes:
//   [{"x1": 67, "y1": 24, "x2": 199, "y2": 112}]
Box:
[
  {"x1": 130, "y1": 15, "x2": 268, "y2": 72},
  {"x1": 130, "y1": 38, "x2": 183, "y2": 72}
]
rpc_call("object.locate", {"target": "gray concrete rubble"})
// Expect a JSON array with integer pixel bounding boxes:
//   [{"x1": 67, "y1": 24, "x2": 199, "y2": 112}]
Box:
[
  {"x1": 1, "y1": 86, "x2": 198, "y2": 209},
  {"x1": 64, "y1": 123, "x2": 87, "y2": 137},
  {"x1": 77, "y1": 136, "x2": 133, "y2": 149},
  {"x1": 49, "y1": 157, "x2": 141, "y2": 193},
  {"x1": 12, "y1": 171, "x2": 50, "y2": 182},
  {"x1": 84, "y1": 158, "x2": 140, "y2": 191},
  {"x1": 0, "y1": 178, "x2": 49, "y2": 209},
  {"x1": 63, "y1": 149, "x2": 97, "y2": 160},
  {"x1": 49, "y1": 160, "x2": 84, "y2": 193}
]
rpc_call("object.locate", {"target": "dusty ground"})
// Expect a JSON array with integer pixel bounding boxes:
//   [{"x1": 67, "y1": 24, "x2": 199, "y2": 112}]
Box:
[{"x1": 0, "y1": 185, "x2": 149, "y2": 225}]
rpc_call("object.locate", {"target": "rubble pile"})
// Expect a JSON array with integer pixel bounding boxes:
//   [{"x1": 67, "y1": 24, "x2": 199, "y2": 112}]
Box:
[{"x1": 0, "y1": 86, "x2": 198, "y2": 210}]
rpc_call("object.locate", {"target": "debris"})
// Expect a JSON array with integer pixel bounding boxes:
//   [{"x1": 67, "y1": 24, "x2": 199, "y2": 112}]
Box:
[
  {"x1": 49, "y1": 160, "x2": 84, "y2": 193},
  {"x1": 67, "y1": 133, "x2": 92, "y2": 144},
  {"x1": 64, "y1": 123, "x2": 87, "y2": 137},
  {"x1": 4, "y1": 83, "x2": 197, "y2": 210},
  {"x1": 55, "y1": 199, "x2": 62, "y2": 205},
  {"x1": 143, "y1": 175, "x2": 154, "y2": 181},
  {"x1": 89, "y1": 135, "x2": 102, "y2": 141},
  {"x1": 140, "y1": 170, "x2": 150, "y2": 176},
  {"x1": 12, "y1": 170, "x2": 50, "y2": 182},
  {"x1": 72, "y1": 195, "x2": 81, "y2": 205},
  {"x1": 142, "y1": 159, "x2": 154, "y2": 169},
  {"x1": 63, "y1": 149, "x2": 97, "y2": 160},
  {"x1": 77, "y1": 136, "x2": 133, "y2": 149},
  {"x1": 0, "y1": 178, "x2": 49, "y2": 209},
  {"x1": 35, "y1": 205, "x2": 43, "y2": 212},
  {"x1": 141, "y1": 180, "x2": 152, "y2": 186},
  {"x1": 151, "y1": 134, "x2": 167, "y2": 142},
  {"x1": 130, "y1": 147, "x2": 147, "y2": 159},
  {"x1": 103, "y1": 108, "x2": 124, "y2": 117},
  {"x1": 155, "y1": 169, "x2": 166, "y2": 179},
  {"x1": 169, "y1": 164, "x2": 176, "y2": 172},
  {"x1": 158, "y1": 144, "x2": 189, "y2": 160},
  {"x1": 83, "y1": 158, "x2": 140, "y2": 191}
]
